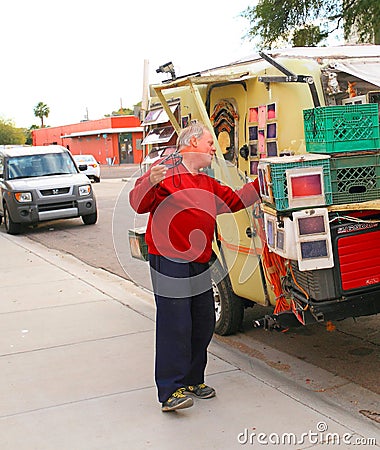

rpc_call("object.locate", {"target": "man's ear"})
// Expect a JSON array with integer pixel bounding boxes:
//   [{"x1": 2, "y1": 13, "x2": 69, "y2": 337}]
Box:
[{"x1": 189, "y1": 136, "x2": 198, "y2": 148}]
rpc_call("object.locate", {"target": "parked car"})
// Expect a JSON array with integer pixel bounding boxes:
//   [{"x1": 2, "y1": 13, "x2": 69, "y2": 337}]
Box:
[
  {"x1": 0, "y1": 145, "x2": 97, "y2": 234},
  {"x1": 73, "y1": 154, "x2": 101, "y2": 182}
]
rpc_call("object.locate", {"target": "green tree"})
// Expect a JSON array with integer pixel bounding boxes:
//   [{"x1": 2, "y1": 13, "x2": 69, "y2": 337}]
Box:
[
  {"x1": 0, "y1": 119, "x2": 26, "y2": 145},
  {"x1": 242, "y1": 0, "x2": 380, "y2": 49},
  {"x1": 24, "y1": 124, "x2": 39, "y2": 145},
  {"x1": 104, "y1": 106, "x2": 134, "y2": 117},
  {"x1": 33, "y1": 101, "x2": 50, "y2": 127}
]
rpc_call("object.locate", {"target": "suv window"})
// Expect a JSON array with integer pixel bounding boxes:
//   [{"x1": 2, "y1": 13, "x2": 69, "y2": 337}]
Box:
[{"x1": 6, "y1": 153, "x2": 78, "y2": 180}]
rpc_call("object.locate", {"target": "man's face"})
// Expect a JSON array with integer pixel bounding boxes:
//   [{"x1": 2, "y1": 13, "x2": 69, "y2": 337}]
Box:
[{"x1": 191, "y1": 130, "x2": 216, "y2": 168}]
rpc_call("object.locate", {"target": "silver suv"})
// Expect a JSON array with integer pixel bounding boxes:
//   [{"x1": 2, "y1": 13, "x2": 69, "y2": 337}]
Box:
[{"x1": 0, "y1": 145, "x2": 97, "y2": 234}]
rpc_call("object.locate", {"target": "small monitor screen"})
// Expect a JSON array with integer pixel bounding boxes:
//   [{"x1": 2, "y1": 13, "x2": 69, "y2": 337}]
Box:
[
  {"x1": 266, "y1": 123, "x2": 277, "y2": 139},
  {"x1": 290, "y1": 174, "x2": 322, "y2": 198},
  {"x1": 300, "y1": 240, "x2": 328, "y2": 259},
  {"x1": 250, "y1": 143, "x2": 258, "y2": 156},
  {"x1": 266, "y1": 219, "x2": 275, "y2": 247},
  {"x1": 267, "y1": 103, "x2": 276, "y2": 120},
  {"x1": 249, "y1": 126, "x2": 258, "y2": 140},
  {"x1": 249, "y1": 107, "x2": 259, "y2": 122},
  {"x1": 276, "y1": 229, "x2": 285, "y2": 250},
  {"x1": 298, "y1": 216, "x2": 326, "y2": 235},
  {"x1": 250, "y1": 160, "x2": 258, "y2": 175},
  {"x1": 267, "y1": 141, "x2": 278, "y2": 157},
  {"x1": 258, "y1": 168, "x2": 268, "y2": 197}
]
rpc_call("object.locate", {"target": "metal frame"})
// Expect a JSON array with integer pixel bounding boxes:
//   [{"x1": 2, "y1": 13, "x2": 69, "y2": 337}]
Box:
[
  {"x1": 152, "y1": 73, "x2": 250, "y2": 187},
  {"x1": 258, "y1": 52, "x2": 321, "y2": 107}
]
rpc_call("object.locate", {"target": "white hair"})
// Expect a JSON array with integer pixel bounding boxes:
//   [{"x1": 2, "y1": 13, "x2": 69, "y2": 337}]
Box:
[{"x1": 177, "y1": 121, "x2": 208, "y2": 150}]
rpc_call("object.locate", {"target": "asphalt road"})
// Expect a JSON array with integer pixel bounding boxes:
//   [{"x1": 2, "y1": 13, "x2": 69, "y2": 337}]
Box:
[{"x1": 5, "y1": 165, "x2": 380, "y2": 398}]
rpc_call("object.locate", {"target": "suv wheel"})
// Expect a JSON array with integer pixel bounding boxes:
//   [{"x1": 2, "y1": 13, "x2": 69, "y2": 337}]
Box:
[
  {"x1": 4, "y1": 204, "x2": 22, "y2": 235},
  {"x1": 82, "y1": 211, "x2": 98, "y2": 225}
]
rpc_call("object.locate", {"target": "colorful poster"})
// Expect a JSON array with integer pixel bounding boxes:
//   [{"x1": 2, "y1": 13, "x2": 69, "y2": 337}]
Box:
[
  {"x1": 258, "y1": 105, "x2": 266, "y2": 128},
  {"x1": 249, "y1": 107, "x2": 259, "y2": 122},
  {"x1": 267, "y1": 103, "x2": 276, "y2": 120},
  {"x1": 267, "y1": 123, "x2": 277, "y2": 139},
  {"x1": 250, "y1": 160, "x2": 259, "y2": 175},
  {"x1": 258, "y1": 129, "x2": 265, "y2": 154},
  {"x1": 249, "y1": 126, "x2": 258, "y2": 141},
  {"x1": 267, "y1": 141, "x2": 278, "y2": 156},
  {"x1": 249, "y1": 143, "x2": 258, "y2": 156}
]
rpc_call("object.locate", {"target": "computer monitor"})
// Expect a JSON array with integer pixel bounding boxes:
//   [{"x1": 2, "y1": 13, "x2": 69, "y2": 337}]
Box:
[
  {"x1": 286, "y1": 166, "x2": 326, "y2": 209},
  {"x1": 293, "y1": 208, "x2": 333, "y2": 271},
  {"x1": 258, "y1": 162, "x2": 272, "y2": 202},
  {"x1": 265, "y1": 214, "x2": 276, "y2": 248},
  {"x1": 264, "y1": 213, "x2": 297, "y2": 260}
]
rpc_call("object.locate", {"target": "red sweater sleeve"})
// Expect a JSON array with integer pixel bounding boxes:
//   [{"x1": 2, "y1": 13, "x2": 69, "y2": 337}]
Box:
[
  {"x1": 129, "y1": 169, "x2": 158, "y2": 214},
  {"x1": 214, "y1": 180, "x2": 259, "y2": 214}
]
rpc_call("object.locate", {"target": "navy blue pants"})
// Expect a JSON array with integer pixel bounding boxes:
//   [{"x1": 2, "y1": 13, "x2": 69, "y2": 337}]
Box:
[{"x1": 149, "y1": 254, "x2": 215, "y2": 403}]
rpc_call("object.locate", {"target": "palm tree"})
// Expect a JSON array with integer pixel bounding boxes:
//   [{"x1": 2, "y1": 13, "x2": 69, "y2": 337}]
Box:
[{"x1": 33, "y1": 102, "x2": 50, "y2": 128}]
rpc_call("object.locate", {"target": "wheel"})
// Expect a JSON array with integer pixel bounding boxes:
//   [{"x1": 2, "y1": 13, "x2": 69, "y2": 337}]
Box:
[
  {"x1": 82, "y1": 210, "x2": 98, "y2": 225},
  {"x1": 4, "y1": 204, "x2": 22, "y2": 235},
  {"x1": 210, "y1": 260, "x2": 244, "y2": 336},
  {"x1": 94, "y1": 176, "x2": 100, "y2": 183}
]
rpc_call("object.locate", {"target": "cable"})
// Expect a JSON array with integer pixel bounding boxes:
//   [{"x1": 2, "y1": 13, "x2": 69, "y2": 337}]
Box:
[
  {"x1": 329, "y1": 214, "x2": 380, "y2": 224},
  {"x1": 260, "y1": 244, "x2": 291, "y2": 314},
  {"x1": 159, "y1": 152, "x2": 183, "y2": 188},
  {"x1": 159, "y1": 152, "x2": 183, "y2": 169},
  {"x1": 288, "y1": 261, "x2": 310, "y2": 301}
]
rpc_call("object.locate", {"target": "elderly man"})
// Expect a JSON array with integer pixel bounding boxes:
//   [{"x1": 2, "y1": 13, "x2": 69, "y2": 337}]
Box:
[{"x1": 130, "y1": 121, "x2": 258, "y2": 412}]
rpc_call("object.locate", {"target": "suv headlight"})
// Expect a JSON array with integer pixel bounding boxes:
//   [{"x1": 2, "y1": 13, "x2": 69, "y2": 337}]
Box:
[
  {"x1": 79, "y1": 184, "x2": 91, "y2": 196},
  {"x1": 15, "y1": 192, "x2": 32, "y2": 202}
]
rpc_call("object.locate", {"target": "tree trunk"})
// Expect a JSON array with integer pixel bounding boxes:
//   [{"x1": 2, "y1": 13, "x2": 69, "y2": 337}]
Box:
[{"x1": 374, "y1": 25, "x2": 380, "y2": 44}]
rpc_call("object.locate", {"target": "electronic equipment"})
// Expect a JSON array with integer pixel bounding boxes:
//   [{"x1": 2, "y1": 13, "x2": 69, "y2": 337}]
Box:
[
  {"x1": 293, "y1": 208, "x2": 333, "y2": 271},
  {"x1": 290, "y1": 216, "x2": 380, "y2": 300},
  {"x1": 264, "y1": 212, "x2": 297, "y2": 260},
  {"x1": 286, "y1": 166, "x2": 326, "y2": 209},
  {"x1": 258, "y1": 154, "x2": 332, "y2": 212},
  {"x1": 332, "y1": 219, "x2": 380, "y2": 292}
]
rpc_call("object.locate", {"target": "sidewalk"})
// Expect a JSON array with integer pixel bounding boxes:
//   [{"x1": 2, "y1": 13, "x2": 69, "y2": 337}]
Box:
[{"x1": 0, "y1": 233, "x2": 378, "y2": 449}]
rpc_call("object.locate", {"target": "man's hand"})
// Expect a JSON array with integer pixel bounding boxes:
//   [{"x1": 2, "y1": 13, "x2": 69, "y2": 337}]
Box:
[{"x1": 150, "y1": 165, "x2": 167, "y2": 186}]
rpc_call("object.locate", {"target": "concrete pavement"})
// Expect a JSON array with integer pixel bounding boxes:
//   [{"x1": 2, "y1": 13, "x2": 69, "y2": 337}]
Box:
[{"x1": 0, "y1": 233, "x2": 378, "y2": 449}]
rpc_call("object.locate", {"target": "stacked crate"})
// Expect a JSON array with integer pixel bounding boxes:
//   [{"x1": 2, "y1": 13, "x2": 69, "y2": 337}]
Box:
[
  {"x1": 303, "y1": 104, "x2": 380, "y2": 205},
  {"x1": 257, "y1": 154, "x2": 332, "y2": 212},
  {"x1": 257, "y1": 154, "x2": 334, "y2": 271}
]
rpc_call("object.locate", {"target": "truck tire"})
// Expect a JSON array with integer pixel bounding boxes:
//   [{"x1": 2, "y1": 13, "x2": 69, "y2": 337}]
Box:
[
  {"x1": 82, "y1": 211, "x2": 98, "y2": 225},
  {"x1": 4, "y1": 204, "x2": 22, "y2": 235},
  {"x1": 210, "y1": 260, "x2": 244, "y2": 336}
]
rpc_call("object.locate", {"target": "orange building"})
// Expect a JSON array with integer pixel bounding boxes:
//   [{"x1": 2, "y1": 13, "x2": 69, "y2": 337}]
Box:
[{"x1": 32, "y1": 116, "x2": 144, "y2": 165}]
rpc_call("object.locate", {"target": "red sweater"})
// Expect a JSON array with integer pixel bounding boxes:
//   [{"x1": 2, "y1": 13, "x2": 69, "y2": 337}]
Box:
[{"x1": 129, "y1": 164, "x2": 259, "y2": 263}]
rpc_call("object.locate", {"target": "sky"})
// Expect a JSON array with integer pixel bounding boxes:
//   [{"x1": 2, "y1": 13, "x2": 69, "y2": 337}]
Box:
[{"x1": 1, "y1": 0, "x2": 258, "y2": 128}]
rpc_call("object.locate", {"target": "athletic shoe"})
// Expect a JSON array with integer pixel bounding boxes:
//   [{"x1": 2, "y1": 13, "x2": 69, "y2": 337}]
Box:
[
  {"x1": 184, "y1": 383, "x2": 216, "y2": 399},
  {"x1": 161, "y1": 388, "x2": 194, "y2": 412}
]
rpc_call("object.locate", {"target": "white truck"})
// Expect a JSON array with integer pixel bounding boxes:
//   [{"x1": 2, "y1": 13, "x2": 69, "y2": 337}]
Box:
[{"x1": 132, "y1": 45, "x2": 380, "y2": 335}]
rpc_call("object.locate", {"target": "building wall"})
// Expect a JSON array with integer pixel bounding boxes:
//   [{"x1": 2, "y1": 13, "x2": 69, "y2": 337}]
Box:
[{"x1": 32, "y1": 116, "x2": 143, "y2": 164}]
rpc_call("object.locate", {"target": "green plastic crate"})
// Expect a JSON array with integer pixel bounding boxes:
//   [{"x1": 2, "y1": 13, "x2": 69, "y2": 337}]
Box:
[
  {"x1": 330, "y1": 152, "x2": 380, "y2": 204},
  {"x1": 303, "y1": 104, "x2": 380, "y2": 154},
  {"x1": 258, "y1": 155, "x2": 333, "y2": 211}
]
